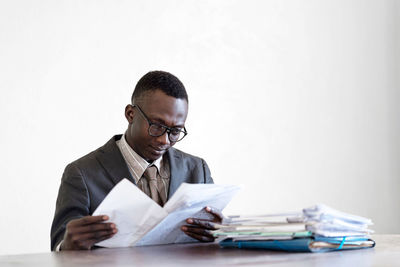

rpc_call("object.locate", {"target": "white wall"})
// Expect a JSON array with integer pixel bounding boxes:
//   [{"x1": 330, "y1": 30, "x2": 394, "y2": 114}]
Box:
[{"x1": 0, "y1": 0, "x2": 398, "y2": 255}]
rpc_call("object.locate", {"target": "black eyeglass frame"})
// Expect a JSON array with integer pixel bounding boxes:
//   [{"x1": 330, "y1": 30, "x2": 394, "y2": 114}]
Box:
[{"x1": 132, "y1": 104, "x2": 188, "y2": 142}]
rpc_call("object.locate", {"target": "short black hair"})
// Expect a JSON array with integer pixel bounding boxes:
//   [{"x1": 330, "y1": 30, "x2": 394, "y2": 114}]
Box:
[{"x1": 131, "y1": 71, "x2": 188, "y2": 104}]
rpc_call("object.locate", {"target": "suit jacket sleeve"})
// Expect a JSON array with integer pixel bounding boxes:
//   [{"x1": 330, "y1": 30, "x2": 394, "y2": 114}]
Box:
[
  {"x1": 50, "y1": 162, "x2": 90, "y2": 251},
  {"x1": 202, "y1": 158, "x2": 214, "y2": 184}
]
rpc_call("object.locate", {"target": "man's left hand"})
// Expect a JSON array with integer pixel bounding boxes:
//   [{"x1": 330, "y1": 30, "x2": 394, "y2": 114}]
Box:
[{"x1": 181, "y1": 206, "x2": 223, "y2": 242}]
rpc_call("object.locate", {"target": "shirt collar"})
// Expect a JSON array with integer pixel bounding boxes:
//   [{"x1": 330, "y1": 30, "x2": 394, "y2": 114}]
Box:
[{"x1": 117, "y1": 134, "x2": 163, "y2": 182}]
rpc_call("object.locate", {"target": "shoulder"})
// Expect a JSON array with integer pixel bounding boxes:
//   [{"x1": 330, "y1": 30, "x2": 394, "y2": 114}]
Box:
[
  {"x1": 167, "y1": 147, "x2": 213, "y2": 183},
  {"x1": 167, "y1": 147, "x2": 211, "y2": 171},
  {"x1": 168, "y1": 147, "x2": 206, "y2": 163},
  {"x1": 63, "y1": 135, "x2": 121, "y2": 174}
]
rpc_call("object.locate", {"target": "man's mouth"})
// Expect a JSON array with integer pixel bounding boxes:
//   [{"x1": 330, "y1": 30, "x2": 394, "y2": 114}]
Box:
[{"x1": 149, "y1": 146, "x2": 168, "y2": 155}]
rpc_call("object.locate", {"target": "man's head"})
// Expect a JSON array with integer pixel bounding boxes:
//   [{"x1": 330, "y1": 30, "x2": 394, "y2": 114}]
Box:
[{"x1": 125, "y1": 71, "x2": 189, "y2": 162}]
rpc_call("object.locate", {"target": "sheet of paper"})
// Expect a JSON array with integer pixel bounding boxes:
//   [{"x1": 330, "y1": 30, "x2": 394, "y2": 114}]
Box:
[
  {"x1": 93, "y1": 179, "x2": 168, "y2": 248},
  {"x1": 93, "y1": 179, "x2": 241, "y2": 247},
  {"x1": 136, "y1": 183, "x2": 241, "y2": 246},
  {"x1": 303, "y1": 204, "x2": 374, "y2": 237},
  {"x1": 303, "y1": 204, "x2": 372, "y2": 225}
]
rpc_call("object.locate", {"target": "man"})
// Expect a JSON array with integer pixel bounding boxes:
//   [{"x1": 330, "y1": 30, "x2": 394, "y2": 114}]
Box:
[{"x1": 51, "y1": 71, "x2": 222, "y2": 251}]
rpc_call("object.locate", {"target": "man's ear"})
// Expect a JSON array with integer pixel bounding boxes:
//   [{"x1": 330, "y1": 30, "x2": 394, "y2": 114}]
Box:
[{"x1": 125, "y1": 104, "x2": 136, "y2": 124}]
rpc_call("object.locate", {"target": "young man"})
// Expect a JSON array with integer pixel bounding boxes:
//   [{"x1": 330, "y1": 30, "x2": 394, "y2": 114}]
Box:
[{"x1": 51, "y1": 71, "x2": 222, "y2": 251}]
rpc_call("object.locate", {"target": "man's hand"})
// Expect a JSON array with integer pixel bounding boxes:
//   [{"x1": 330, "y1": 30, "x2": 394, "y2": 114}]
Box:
[
  {"x1": 61, "y1": 215, "x2": 117, "y2": 250},
  {"x1": 181, "y1": 206, "x2": 223, "y2": 242}
]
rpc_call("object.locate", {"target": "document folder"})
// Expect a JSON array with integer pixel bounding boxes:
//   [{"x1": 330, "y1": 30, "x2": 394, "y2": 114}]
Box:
[{"x1": 219, "y1": 236, "x2": 375, "y2": 253}]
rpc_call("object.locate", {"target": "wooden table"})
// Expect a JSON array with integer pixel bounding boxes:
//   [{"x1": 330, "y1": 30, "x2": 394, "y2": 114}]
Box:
[{"x1": 1, "y1": 235, "x2": 399, "y2": 266}]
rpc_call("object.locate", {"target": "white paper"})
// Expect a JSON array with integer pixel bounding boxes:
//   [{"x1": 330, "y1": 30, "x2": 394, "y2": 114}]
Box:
[
  {"x1": 93, "y1": 179, "x2": 168, "y2": 247},
  {"x1": 303, "y1": 204, "x2": 373, "y2": 225},
  {"x1": 137, "y1": 183, "x2": 240, "y2": 246},
  {"x1": 93, "y1": 179, "x2": 241, "y2": 248},
  {"x1": 303, "y1": 204, "x2": 374, "y2": 237}
]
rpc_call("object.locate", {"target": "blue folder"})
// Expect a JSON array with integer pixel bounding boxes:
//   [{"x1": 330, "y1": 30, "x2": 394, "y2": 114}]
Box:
[{"x1": 219, "y1": 236, "x2": 375, "y2": 253}]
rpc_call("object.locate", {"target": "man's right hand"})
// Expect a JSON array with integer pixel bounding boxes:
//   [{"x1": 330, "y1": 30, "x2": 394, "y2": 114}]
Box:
[{"x1": 60, "y1": 215, "x2": 117, "y2": 250}]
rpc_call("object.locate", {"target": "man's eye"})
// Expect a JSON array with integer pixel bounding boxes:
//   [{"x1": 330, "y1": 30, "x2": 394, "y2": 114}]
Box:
[
  {"x1": 170, "y1": 129, "x2": 182, "y2": 136},
  {"x1": 153, "y1": 124, "x2": 164, "y2": 130}
]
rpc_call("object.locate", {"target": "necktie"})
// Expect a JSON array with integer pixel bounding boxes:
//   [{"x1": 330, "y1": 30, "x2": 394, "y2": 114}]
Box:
[{"x1": 143, "y1": 165, "x2": 162, "y2": 205}]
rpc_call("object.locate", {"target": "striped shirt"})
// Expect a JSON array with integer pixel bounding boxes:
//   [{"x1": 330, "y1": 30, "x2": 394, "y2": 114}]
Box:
[{"x1": 116, "y1": 134, "x2": 170, "y2": 202}]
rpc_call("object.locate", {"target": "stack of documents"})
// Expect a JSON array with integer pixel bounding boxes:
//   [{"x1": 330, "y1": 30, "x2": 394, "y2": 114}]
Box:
[
  {"x1": 303, "y1": 204, "x2": 373, "y2": 237},
  {"x1": 93, "y1": 179, "x2": 241, "y2": 247},
  {"x1": 216, "y1": 204, "x2": 375, "y2": 252}
]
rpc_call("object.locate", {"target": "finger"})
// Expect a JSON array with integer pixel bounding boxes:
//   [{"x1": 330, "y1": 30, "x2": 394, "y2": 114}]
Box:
[
  {"x1": 182, "y1": 230, "x2": 215, "y2": 242},
  {"x1": 66, "y1": 228, "x2": 116, "y2": 250},
  {"x1": 74, "y1": 222, "x2": 116, "y2": 234},
  {"x1": 205, "y1": 206, "x2": 224, "y2": 222},
  {"x1": 78, "y1": 228, "x2": 117, "y2": 242},
  {"x1": 69, "y1": 215, "x2": 109, "y2": 227},
  {"x1": 81, "y1": 232, "x2": 117, "y2": 250},
  {"x1": 181, "y1": 225, "x2": 214, "y2": 238},
  {"x1": 186, "y1": 219, "x2": 219, "y2": 230}
]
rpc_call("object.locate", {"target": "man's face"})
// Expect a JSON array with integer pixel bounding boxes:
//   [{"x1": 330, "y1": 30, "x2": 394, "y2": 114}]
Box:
[{"x1": 125, "y1": 89, "x2": 188, "y2": 162}]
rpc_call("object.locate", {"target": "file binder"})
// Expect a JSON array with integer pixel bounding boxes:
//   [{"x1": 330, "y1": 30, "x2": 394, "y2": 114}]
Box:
[{"x1": 219, "y1": 236, "x2": 375, "y2": 253}]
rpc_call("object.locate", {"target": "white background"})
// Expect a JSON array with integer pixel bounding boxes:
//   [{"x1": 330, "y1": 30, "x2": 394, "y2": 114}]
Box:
[{"x1": 0, "y1": 0, "x2": 399, "y2": 255}]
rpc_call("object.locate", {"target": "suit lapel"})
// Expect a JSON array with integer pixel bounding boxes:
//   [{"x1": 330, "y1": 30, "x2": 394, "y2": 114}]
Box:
[
  {"x1": 167, "y1": 147, "x2": 184, "y2": 199},
  {"x1": 96, "y1": 135, "x2": 135, "y2": 186},
  {"x1": 96, "y1": 137, "x2": 185, "y2": 198}
]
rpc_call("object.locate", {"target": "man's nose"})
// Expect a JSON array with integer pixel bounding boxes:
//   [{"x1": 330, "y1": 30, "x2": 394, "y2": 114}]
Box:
[{"x1": 155, "y1": 131, "x2": 170, "y2": 146}]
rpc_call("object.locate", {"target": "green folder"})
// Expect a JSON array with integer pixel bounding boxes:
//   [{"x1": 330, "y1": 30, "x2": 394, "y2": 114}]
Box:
[{"x1": 219, "y1": 236, "x2": 375, "y2": 253}]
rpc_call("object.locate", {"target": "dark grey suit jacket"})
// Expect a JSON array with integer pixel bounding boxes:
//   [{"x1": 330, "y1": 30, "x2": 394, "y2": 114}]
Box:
[{"x1": 50, "y1": 135, "x2": 213, "y2": 251}]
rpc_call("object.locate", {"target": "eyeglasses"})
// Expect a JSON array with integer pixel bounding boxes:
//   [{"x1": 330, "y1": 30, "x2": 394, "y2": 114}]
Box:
[{"x1": 132, "y1": 104, "x2": 188, "y2": 142}]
